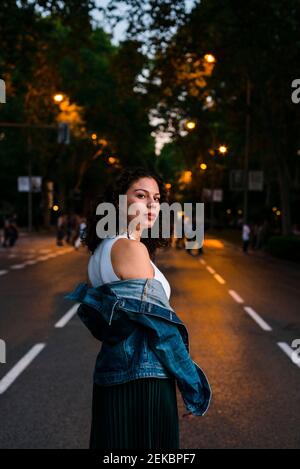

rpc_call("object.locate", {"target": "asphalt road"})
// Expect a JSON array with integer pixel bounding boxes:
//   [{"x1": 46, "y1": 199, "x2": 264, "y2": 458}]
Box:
[{"x1": 0, "y1": 234, "x2": 299, "y2": 448}]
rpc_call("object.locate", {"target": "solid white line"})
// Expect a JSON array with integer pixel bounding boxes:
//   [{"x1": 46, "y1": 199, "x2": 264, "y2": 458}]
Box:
[
  {"x1": 277, "y1": 342, "x2": 300, "y2": 368},
  {"x1": 35, "y1": 255, "x2": 49, "y2": 261},
  {"x1": 0, "y1": 343, "x2": 46, "y2": 394},
  {"x1": 214, "y1": 274, "x2": 226, "y2": 285},
  {"x1": 0, "y1": 270, "x2": 8, "y2": 276},
  {"x1": 47, "y1": 253, "x2": 57, "y2": 258},
  {"x1": 206, "y1": 266, "x2": 216, "y2": 274},
  {"x1": 244, "y1": 306, "x2": 272, "y2": 331},
  {"x1": 228, "y1": 289, "x2": 244, "y2": 304},
  {"x1": 54, "y1": 304, "x2": 79, "y2": 328},
  {"x1": 10, "y1": 264, "x2": 26, "y2": 270},
  {"x1": 39, "y1": 249, "x2": 51, "y2": 254}
]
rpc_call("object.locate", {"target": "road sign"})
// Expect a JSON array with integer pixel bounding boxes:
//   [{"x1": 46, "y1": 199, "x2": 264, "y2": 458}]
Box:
[
  {"x1": 18, "y1": 176, "x2": 42, "y2": 192},
  {"x1": 249, "y1": 171, "x2": 264, "y2": 191},
  {"x1": 202, "y1": 188, "x2": 223, "y2": 202}
]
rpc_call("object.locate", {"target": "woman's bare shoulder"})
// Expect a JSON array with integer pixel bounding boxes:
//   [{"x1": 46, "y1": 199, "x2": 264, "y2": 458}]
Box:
[{"x1": 111, "y1": 238, "x2": 154, "y2": 279}]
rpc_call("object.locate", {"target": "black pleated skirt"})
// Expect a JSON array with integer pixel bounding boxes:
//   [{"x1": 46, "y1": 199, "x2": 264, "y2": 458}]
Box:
[{"x1": 89, "y1": 377, "x2": 180, "y2": 449}]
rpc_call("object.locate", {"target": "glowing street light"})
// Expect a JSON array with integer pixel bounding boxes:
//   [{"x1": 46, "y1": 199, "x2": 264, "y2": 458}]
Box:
[
  {"x1": 186, "y1": 120, "x2": 196, "y2": 130},
  {"x1": 200, "y1": 163, "x2": 207, "y2": 171},
  {"x1": 53, "y1": 94, "x2": 64, "y2": 103},
  {"x1": 91, "y1": 133, "x2": 97, "y2": 141},
  {"x1": 52, "y1": 205, "x2": 59, "y2": 212},
  {"x1": 204, "y1": 54, "x2": 216, "y2": 64},
  {"x1": 165, "y1": 183, "x2": 172, "y2": 190},
  {"x1": 218, "y1": 145, "x2": 228, "y2": 154},
  {"x1": 108, "y1": 156, "x2": 117, "y2": 165}
]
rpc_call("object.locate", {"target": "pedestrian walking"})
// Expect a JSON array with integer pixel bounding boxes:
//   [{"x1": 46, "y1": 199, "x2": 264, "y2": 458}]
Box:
[
  {"x1": 74, "y1": 216, "x2": 87, "y2": 249},
  {"x1": 242, "y1": 222, "x2": 251, "y2": 253},
  {"x1": 2, "y1": 214, "x2": 19, "y2": 247},
  {"x1": 66, "y1": 167, "x2": 212, "y2": 450}
]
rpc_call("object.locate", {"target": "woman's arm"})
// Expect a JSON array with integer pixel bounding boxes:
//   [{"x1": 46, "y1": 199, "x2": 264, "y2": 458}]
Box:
[{"x1": 111, "y1": 238, "x2": 155, "y2": 280}]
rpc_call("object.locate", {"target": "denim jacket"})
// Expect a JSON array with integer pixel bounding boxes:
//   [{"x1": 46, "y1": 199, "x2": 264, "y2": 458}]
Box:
[{"x1": 65, "y1": 277, "x2": 212, "y2": 416}]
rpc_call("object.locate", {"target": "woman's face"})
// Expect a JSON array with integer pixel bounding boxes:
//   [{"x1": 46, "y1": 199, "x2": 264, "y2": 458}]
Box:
[{"x1": 125, "y1": 177, "x2": 161, "y2": 231}]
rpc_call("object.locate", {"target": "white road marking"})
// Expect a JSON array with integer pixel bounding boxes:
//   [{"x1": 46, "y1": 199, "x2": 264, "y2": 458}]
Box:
[
  {"x1": 47, "y1": 253, "x2": 57, "y2": 258},
  {"x1": 39, "y1": 249, "x2": 51, "y2": 254},
  {"x1": 10, "y1": 264, "x2": 26, "y2": 270},
  {"x1": 8, "y1": 254, "x2": 17, "y2": 258},
  {"x1": 0, "y1": 344, "x2": 46, "y2": 394},
  {"x1": 199, "y1": 259, "x2": 206, "y2": 265},
  {"x1": 206, "y1": 266, "x2": 216, "y2": 274},
  {"x1": 55, "y1": 304, "x2": 79, "y2": 328},
  {"x1": 277, "y1": 342, "x2": 300, "y2": 368},
  {"x1": 214, "y1": 274, "x2": 226, "y2": 285},
  {"x1": 0, "y1": 270, "x2": 8, "y2": 276},
  {"x1": 244, "y1": 306, "x2": 272, "y2": 331},
  {"x1": 35, "y1": 255, "x2": 49, "y2": 261},
  {"x1": 228, "y1": 289, "x2": 244, "y2": 304},
  {"x1": 24, "y1": 260, "x2": 37, "y2": 265}
]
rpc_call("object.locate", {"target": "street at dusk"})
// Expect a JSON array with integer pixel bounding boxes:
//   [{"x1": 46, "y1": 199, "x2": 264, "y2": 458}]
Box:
[
  {"x1": 1, "y1": 0, "x2": 300, "y2": 454},
  {"x1": 0, "y1": 234, "x2": 299, "y2": 449}
]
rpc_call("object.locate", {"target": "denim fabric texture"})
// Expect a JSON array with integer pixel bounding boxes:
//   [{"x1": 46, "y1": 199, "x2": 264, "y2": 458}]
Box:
[{"x1": 65, "y1": 278, "x2": 212, "y2": 416}]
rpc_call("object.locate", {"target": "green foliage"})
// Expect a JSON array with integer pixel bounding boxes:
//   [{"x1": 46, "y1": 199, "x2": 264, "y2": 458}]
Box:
[{"x1": 0, "y1": 1, "x2": 157, "y2": 223}]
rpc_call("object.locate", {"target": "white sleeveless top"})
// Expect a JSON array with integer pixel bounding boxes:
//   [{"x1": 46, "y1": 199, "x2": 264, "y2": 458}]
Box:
[{"x1": 88, "y1": 232, "x2": 171, "y2": 299}]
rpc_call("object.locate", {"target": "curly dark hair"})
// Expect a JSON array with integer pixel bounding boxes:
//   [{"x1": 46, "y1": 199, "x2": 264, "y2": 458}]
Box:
[{"x1": 83, "y1": 166, "x2": 173, "y2": 261}]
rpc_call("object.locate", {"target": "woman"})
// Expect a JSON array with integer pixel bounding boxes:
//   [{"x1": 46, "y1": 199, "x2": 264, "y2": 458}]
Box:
[{"x1": 84, "y1": 167, "x2": 179, "y2": 449}]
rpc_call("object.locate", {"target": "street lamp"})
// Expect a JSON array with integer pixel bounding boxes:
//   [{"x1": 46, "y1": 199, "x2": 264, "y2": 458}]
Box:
[
  {"x1": 108, "y1": 156, "x2": 117, "y2": 165},
  {"x1": 204, "y1": 53, "x2": 216, "y2": 64},
  {"x1": 218, "y1": 145, "x2": 228, "y2": 155},
  {"x1": 186, "y1": 120, "x2": 196, "y2": 130},
  {"x1": 53, "y1": 93, "x2": 64, "y2": 103},
  {"x1": 200, "y1": 163, "x2": 207, "y2": 171}
]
